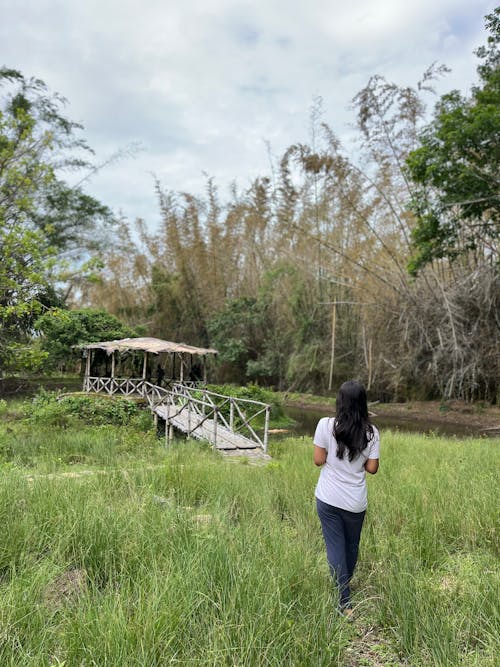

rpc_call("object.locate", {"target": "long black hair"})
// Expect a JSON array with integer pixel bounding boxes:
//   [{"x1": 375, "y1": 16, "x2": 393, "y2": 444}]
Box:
[{"x1": 333, "y1": 380, "x2": 374, "y2": 461}]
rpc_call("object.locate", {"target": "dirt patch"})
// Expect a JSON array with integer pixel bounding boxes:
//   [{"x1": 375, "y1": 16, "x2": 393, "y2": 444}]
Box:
[
  {"x1": 43, "y1": 568, "x2": 87, "y2": 609},
  {"x1": 344, "y1": 620, "x2": 404, "y2": 667}
]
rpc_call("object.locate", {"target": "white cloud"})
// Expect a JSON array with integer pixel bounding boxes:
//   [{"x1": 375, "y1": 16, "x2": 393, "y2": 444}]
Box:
[{"x1": 1, "y1": 0, "x2": 496, "y2": 225}]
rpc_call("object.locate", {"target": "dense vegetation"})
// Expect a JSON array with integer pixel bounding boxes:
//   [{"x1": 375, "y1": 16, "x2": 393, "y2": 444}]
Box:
[
  {"x1": 75, "y1": 11, "x2": 498, "y2": 402},
  {"x1": 1, "y1": 10, "x2": 499, "y2": 402},
  {"x1": 0, "y1": 395, "x2": 498, "y2": 665},
  {"x1": 0, "y1": 68, "x2": 117, "y2": 375}
]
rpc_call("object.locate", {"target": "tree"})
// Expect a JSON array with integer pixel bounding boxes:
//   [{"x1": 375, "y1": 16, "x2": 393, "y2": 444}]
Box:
[
  {"x1": 0, "y1": 68, "x2": 116, "y2": 373},
  {"x1": 35, "y1": 308, "x2": 139, "y2": 369},
  {"x1": 407, "y1": 9, "x2": 500, "y2": 272},
  {"x1": 207, "y1": 297, "x2": 267, "y2": 383}
]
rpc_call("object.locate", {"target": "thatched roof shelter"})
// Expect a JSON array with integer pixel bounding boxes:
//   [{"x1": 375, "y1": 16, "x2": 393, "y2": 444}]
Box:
[
  {"x1": 81, "y1": 337, "x2": 217, "y2": 383},
  {"x1": 84, "y1": 337, "x2": 217, "y2": 356}
]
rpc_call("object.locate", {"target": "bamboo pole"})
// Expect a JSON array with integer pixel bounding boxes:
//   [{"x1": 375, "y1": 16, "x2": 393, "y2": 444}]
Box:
[
  {"x1": 367, "y1": 338, "x2": 373, "y2": 390},
  {"x1": 328, "y1": 303, "x2": 337, "y2": 391}
]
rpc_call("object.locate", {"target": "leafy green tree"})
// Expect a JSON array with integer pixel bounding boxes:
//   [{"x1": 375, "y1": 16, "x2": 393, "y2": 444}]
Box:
[
  {"x1": 35, "y1": 308, "x2": 138, "y2": 368},
  {"x1": 407, "y1": 9, "x2": 500, "y2": 272},
  {"x1": 0, "y1": 68, "x2": 116, "y2": 373},
  {"x1": 207, "y1": 297, "x2": 267, "y2": 383}
]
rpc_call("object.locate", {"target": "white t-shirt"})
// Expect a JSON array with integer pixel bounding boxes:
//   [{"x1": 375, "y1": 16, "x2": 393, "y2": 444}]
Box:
[{"x1": 314, "y1": 417, "x2": 380, "y2": 513}]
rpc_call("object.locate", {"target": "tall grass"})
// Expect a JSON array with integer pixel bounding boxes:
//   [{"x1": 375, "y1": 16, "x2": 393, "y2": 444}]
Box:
[{"x1": 0, "y1": 401, "x2": 498, "y2": 665}]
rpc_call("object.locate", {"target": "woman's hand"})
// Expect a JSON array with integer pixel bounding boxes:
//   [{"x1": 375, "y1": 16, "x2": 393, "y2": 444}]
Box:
[
  {"x1": 364, "y1": 458, "x2": 379, "y2": 474},
  {"x1": 313, "y1": 445, "x2": 327, "y2": 466}
]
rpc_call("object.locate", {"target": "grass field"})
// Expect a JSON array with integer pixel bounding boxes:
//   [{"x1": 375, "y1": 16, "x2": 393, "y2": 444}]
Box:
[{"x1": 0, "y1": 395, "x2": 498, "y2": 666}]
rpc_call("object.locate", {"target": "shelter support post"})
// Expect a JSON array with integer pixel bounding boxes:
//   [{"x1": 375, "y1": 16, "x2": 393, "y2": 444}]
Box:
[{"x1": 84, "y1": 351, "x2": 91, "y2": 390}]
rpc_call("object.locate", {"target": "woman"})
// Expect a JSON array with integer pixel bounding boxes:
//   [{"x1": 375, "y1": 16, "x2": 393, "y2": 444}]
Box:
[{"x1": 314, "y1": 380, "x2": 379, "y2": 615}]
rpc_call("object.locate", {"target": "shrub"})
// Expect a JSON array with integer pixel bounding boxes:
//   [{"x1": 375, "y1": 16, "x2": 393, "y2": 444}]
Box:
[{"x1": 29, "y1": 391, "x2": 149, "y2": 428}]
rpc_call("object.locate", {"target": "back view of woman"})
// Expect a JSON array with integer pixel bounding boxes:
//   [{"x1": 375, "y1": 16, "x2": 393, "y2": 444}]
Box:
[{"x1": 314, "y1": 380, "x2": 380, "y2": 615}]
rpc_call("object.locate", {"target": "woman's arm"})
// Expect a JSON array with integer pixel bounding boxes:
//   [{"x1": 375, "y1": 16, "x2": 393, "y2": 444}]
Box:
[
  {"x1": 314, "y1": 445, "x2": 327, "y2": 467},
  {"x1": 364, "y1": 458, "x2": 379, "y2": 474}
]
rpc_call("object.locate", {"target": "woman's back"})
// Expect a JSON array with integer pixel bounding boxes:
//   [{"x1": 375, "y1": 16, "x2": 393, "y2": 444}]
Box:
[{"x1": 314, "y1": 417, "x2": 380, "y2": 512}]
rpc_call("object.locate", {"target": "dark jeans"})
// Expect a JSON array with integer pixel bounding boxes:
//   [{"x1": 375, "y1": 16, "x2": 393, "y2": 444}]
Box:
[{"x1": 316, "y1": 497, "x2": 366, "y2": 609}]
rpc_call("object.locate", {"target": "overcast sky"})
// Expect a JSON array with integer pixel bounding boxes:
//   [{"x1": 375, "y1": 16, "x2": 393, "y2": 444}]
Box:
[{"x1": 1, "y1": 0, "x2": 496, "y2": 228}]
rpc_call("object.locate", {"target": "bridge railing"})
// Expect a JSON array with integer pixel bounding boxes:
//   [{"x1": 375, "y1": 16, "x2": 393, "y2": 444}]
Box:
[
  {"x1": 157, "y1": 391, "x2": 225, "y2": 447},
  {"x1": 169, "y1": 383, "x2": 270, "y2": 452},
  {"x1": 83, "y1": 376, "x2": 270, "y2": 452}
]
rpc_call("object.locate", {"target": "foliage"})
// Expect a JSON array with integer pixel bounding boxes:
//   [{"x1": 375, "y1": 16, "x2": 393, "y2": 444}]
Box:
[
  {"x1": 367, "y1": 263, "x2": 500, "y2": 401},
  {"x1": 28, "y1": 390, "x2": 148, "y2": 428},
  {"x1": 407, "y1": 9, "x2": 500, "y2": 271},
  {"x1": 35, "y1": 308, "x2": 139, "y2": 368},
  {"x1": 0, "y1": 215, "x2": 56, "y2": 374},
  {"x1": 77, "y1": 16, "x2": 499, "y2": 402},
  {"x1": 207, "y1": 296, "x2": 268, "y2": 381},
  {"x1": 0, "y1": 68, "x2": 115, "y2": 374}
]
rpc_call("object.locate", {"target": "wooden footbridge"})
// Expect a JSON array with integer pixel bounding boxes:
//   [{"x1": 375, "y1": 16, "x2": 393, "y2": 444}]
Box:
[
  {"x1": 80, "y1": 337, "x2": 272, "y2": 458},
  {"x1": 84, "y1": 376, "x2": 271, "y2": 457}
]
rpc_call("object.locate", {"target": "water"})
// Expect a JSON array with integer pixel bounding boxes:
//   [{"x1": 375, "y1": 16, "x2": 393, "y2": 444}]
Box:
[{"x1": 280, "y1": 405, "x2": 495, "y2": 439}]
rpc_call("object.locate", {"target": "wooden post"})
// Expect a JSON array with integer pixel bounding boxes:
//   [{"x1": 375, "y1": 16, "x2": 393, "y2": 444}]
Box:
[
  {"x1": 328, "y1": 303, "x2": 337, "y2": 392},
  {"x1": 203, "y1": 357, "x2": 207, "y2": 384},
  {"x1": 84, "y1": 350, "x2": 91, "y2": 390},
  {"x1": 142, "y1": 352, "x2": 148, "y2": 380},
  {"x1": 179, "y1": 354, "x2": 184, "y2": 382},
  {"x1": 213, "y1": 408, "x2": 218, "y2": 450},
  {"x1": 111, "y1": 351, "x2": 115, "y2": 379},
  {"x1": 166, "y1": 404, "x2": 172, "y2": 447},
  {"x1": 264, "y1": 405, "x2": 270, "y2": 454},
  {"x1": 230, "y1": 400, "x2": 234, "y2": 431}
]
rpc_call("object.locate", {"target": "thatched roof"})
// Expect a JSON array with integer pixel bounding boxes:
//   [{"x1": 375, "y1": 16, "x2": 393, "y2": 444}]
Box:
[{"x1": 82, "y1": 337, "x2": 218, "y2": 356}]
